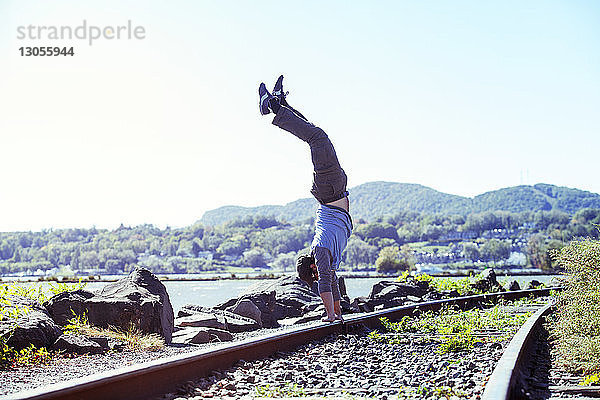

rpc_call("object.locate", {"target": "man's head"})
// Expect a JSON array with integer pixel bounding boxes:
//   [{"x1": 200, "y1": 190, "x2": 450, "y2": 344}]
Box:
[{"x1": 296, "y1": 253, "x2": 318, "y2": 285}]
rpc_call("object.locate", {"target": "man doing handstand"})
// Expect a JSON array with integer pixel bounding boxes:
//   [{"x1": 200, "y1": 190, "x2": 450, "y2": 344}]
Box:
[{"x1": 258, "y1": 76, "x2": 353, "y2": 322}]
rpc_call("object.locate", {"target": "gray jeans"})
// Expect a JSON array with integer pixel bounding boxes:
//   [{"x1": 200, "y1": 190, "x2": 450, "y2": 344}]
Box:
[{"x1": 272, "y1": 106, "x2": 348, "y2": 204}]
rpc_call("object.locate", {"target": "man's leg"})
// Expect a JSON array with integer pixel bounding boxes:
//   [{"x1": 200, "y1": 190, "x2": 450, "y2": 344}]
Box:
[
  {"x1": 272, "y1": 106, "x2": 348, "y2": 204},
  {"x1": 280, "y1": 98, "x2": 308, "y2": 121}
]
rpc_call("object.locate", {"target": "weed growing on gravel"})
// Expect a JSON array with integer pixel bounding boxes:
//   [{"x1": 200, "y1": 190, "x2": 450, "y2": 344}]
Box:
[
  {"x1": 254, "y1": 382, "x2": 306, "y2": 397},
  {"x1": 580, "y1": 373, "x2": 600, "y2": 386},
  {"x1": 410, "y1": 385, "x2": 466, "y2": 399},
  {"x1": 549, "y1": 237, "x2": 600, "y2": 374},
  {"x1": 373, "y1": 304, "x2": 531, "y2": 354},
  {"x1": 65, "y1": 312, "x2": 164, "y2": 351}
]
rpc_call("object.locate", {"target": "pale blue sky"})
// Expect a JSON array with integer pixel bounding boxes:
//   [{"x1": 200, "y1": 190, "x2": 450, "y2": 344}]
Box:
[{"x1": 0, "y1": 1, "x2": 599, "y2": 231}]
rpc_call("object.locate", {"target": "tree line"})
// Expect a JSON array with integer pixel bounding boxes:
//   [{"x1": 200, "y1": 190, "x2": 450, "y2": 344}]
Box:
[{"x1": 0, "y1": 208, "x2": 599, "y2": 276}]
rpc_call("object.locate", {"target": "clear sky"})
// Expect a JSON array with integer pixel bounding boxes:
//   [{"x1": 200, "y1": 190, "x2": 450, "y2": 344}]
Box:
[{"x1": 0, "y1": 1, "x2": 599, "y2": 232}]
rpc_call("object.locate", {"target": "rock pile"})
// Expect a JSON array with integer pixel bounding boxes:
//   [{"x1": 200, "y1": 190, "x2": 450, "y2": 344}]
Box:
[
  {"x1": 214, "y1": 275, "x2": 322, "y2": 328},
  {"x1": 45, "y1": 267, "x2": 174, "y2": 343},
  {"x1": 1, "y1": 267, "x2": 175, "y2": 356}
]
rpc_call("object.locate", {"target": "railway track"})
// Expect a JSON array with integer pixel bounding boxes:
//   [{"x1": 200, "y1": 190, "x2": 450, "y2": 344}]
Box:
[
  {"x1": 483, "y1": 301, "x2": 600, "y2": 400},
  {"x1": 5, "y1": 288, "x2": 558, "y2": 400}
]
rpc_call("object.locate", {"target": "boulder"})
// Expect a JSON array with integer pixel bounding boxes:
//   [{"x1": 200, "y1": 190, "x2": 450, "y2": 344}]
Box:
[
  {"x1": 505, "y1": 280, "x2": 521, "y2": 291},
  {"x1": 351, "y1": 296, "x2": 372, "y2": 313},
  {"x1": 439, "y1": 289, "x2": 461, "y2": 298},
  {"x1": 52, "y1": 334, "x2": 104, "y2": 355},
  {"x1": 526, "y1": 280, "x2": 543, "y2": 289},
  {"x1": 0, "y1": 295, "x2": 62, "y2": 350},
  {"x1": 368, "y1": 281, "x2": 426, "y2": 300},
  {"x1": 338, "y1": 276, "x2": 350, "y2": 302},
  {"x1": 175, "y1": 313, "x2": 226, "y2": 330},
  {"x1": 88, "y1": 336, "x2": 110, "y2": 350},
  {"x1": 230, "y1": 300, "x2": 262, "y2": 327},
  {"x1": 172, "y1": 327, "x2": 233, "y2": 345},
  {"x1": 178, "y1": 305, "x2": 260, "y2": 333},
  {"x1": 215, "y1": 276, "x2": 321, "y2": 327},
  {"x1": 470, "y1": 269, "x2": 503, "y2": 293},
  {"x1": 423, "y1": 291, "x2": 445, "y2": 301},
  {"x1": 294, "y1": 306, "x2": 326, "y2": 324},
  {"x1": 217, "y1": 290, "x2": 277, "y2": 328},
  {"x1": 45, "y1": 267, "x2": 174, "y2": 343},
  {"x1": 367, "y1": 281, "x2": 426, "y2": 309}
]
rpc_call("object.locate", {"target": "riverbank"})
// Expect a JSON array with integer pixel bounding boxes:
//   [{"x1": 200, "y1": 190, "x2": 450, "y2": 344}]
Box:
[{"x1": 1, "y1": 270, "x2": 560, "y2": 283}]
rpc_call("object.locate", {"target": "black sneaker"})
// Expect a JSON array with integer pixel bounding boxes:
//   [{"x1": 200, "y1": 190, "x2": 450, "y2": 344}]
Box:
[
  {"x1": 272, "y1": 75, "x2": 288, "y2": 102},
  {"x1": 258, "y1": 83, "x2": 273, "y2": 115}
]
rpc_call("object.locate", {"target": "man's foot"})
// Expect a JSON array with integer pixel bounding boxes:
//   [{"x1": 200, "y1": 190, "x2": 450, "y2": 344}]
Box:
[
  {"x1": 258, "y1": 82, "x2": 272, "y2": 115},
  {"x1": 272, "y1": 75, "x2": 288, "y2": 102},
  {"x1": 321, "y1": 316, "x2": 336, "y2": 323}
]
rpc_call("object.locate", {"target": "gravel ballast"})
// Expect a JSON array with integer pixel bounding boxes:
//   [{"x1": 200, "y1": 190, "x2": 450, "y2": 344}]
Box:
[{"x1": 158, "y1": 302, "x2": 549, "y2": 400}]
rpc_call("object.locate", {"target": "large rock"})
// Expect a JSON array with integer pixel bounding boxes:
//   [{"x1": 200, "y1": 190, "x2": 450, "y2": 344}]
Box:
[
  {"x1": 172, "y1": 327, "x2": 233, "y2": 345},
  {"x1": 526, "y1": 280, "x2": 543, "y2": 289},
  {"x1": 45, "y1": 267, "x2": 174, "y2": 343},
  {"x1": 175, "y1": 313, "x2": 226, "y2": 330},
  {"x1": 351, "y1": 296, "x2": 372, "y2": 313},
  {"x1": 178, "y1": 305, "x2": 260, "y2": 333},
  {"x1": 369, "y1": 281, "x2": 426, "y2": 299},
  {"x1": 338, "y1": 276, "x2": 350, "y2": 302},
  {"x1": 215, "y1": 276, "x2": 321, "y2": 327},
  {"x1": 0, "y1": 295, "x2": 62, "y2": 350},
  {"x1": 217, "y1": 290, "x2": 278, "y2": 328},
  {"x1": 53, "y1": 334, "x2": 104, "y2": 355},
  {"x1": 505, "y1": 279, "x2": 521, "y2": 291},
  {"x1": 231, "y1": 300, "x2": 262, "y2": 327},
  {"x1": 470, "y1": 269, "x2": 503, "y2": 293},
  {"x1": 367, "y1": 281, "x2": 426, "y2": 308}
]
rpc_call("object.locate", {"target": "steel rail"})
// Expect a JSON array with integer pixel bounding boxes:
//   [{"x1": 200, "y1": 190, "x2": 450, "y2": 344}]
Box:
[
  {"x1": 5, "y1": 287, "x2": 559, "y2": 400},
  {"x1": 481, "y1": 301, "x2": 554, "y2": 400}
]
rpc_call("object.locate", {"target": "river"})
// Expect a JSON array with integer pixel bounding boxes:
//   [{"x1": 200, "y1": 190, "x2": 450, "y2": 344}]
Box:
[{"x1": 3, "y1": 274, "x2": 560, "y2": 314}]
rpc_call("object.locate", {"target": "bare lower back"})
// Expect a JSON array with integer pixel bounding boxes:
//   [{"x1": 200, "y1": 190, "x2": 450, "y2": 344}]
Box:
[{"x1": 326, "y1": 196, "x2": 349, "y2": 212}]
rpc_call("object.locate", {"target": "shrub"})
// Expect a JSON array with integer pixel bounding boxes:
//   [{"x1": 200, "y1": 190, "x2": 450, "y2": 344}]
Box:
[{"x1": 550, "y1": 237, "x2": 600, "y2": 374}]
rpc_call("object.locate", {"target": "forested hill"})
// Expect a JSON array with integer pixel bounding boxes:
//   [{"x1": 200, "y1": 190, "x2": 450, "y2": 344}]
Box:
[{"x1": 200, "y1": 182, "x2": 600, "y2": 226}]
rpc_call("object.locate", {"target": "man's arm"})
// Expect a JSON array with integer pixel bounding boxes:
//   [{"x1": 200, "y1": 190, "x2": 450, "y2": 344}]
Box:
[{"x1": 314, "y1": 246, "x2": 341, "y2": 321}]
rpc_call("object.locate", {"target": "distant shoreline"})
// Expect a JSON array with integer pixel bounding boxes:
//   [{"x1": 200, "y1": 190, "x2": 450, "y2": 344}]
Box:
[{"x1": 1, "y1": 270, "x2": 560, "y2": 283}]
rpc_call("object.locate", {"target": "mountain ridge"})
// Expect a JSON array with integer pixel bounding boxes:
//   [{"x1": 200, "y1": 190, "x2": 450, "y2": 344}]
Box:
[{"x1": 200, "y1": 182, "x2": 600, "y2": 226}]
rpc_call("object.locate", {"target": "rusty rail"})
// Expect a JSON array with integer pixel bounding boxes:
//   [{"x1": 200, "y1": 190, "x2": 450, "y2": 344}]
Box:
[{"x1": 481, "y1": 303, "x2": 553, "y2": 400}]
